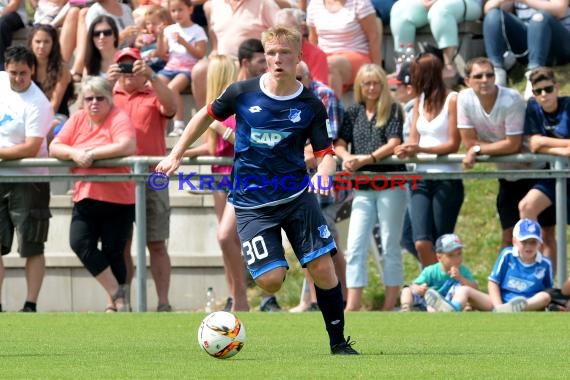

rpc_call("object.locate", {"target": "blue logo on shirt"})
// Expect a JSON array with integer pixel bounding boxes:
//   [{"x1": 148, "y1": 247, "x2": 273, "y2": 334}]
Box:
[
  {"x1": 0, "y1": 113, "x2": 14, "y2": 127},
  {"x1": 288, "y1": 108, "x2": 301, "y2": 123}
]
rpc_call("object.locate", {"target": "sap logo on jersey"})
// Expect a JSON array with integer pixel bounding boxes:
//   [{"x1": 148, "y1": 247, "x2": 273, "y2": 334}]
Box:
[{"x1": 250, "y1": 128, "x2": 291, "y2": 147}]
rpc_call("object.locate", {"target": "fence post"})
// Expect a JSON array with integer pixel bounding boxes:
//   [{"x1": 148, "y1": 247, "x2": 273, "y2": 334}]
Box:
[
  {"x1": 554, "y1": 157, "x2": 568, "y2": 287},
  {"x1": 134, "y1": 162, "x2": 148, "y2": 311}
]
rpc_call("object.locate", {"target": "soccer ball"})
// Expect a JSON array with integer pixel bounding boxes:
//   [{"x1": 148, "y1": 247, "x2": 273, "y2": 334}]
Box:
[{"x1": 197, "y1": 311, "x2": 246, "y2": 359}]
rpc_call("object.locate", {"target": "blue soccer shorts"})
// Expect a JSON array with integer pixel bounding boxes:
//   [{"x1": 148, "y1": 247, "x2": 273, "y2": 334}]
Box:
[{"x1": 235, "y1": 190, "x2": 337, "y2": 279}]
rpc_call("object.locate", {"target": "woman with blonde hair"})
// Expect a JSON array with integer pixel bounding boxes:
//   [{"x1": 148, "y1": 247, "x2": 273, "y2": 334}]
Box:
[
  {"x1": 184, "y1": 54, "x2": 249, "y2": 311},
  {"x1": 49, "y1": 76, "x2": 136, "y2": 312},
  {"x1": 334, "y1": 63, "x2": 408, "y2": 311}
]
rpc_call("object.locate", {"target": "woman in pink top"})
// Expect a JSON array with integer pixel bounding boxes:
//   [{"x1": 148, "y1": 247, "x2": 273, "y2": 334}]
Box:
[
  {"x1": 307, "y1": 0, "x2": 381, "y2": 96},
  {"x1": 49, "y1": 76, "x2": 136, "y2": 312}
]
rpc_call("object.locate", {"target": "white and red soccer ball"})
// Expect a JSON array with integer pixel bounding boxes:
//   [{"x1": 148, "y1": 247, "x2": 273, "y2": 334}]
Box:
[{"x1": 197, "y1": 311, "x2": 246, "y2": 359}]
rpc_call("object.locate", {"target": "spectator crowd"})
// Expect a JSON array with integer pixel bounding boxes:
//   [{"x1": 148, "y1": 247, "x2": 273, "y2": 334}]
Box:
[{"x1": 1, "y1": 0, "x2": 570, "y2": 313}]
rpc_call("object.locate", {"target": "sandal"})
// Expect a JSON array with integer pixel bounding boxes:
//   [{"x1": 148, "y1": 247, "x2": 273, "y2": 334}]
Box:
[{"x1": 71, "y1": 70, "x2": 83, "y2": 83}]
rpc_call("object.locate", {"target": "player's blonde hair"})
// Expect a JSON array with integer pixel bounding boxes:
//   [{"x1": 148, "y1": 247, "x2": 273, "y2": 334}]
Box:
[
  {"x1": 353, "y1": 64, "x2": 395, "y2": 128},
  {"x1": 261, "y1": 25, "x2": 301, "y2": 54}
]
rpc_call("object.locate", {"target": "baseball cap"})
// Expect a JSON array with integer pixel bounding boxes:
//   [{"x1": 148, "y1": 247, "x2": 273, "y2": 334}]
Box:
[
  {"x1": 435, "y1": 233, "x2": 463, "y2": 254},
  {"x1": 388, "y1": 63, "x2": 411, "y2": 86},
  {"x1": 114, "y1": 47, "x2": 142, "y2": 63},
  {"x1": 513, "y1": 219, "x2": 543, "y2": 243}
]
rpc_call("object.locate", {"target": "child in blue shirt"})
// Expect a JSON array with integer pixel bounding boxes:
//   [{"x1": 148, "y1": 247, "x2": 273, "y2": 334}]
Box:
[
  {"x1": 400, "y1": 233, "x2": 478, "y2": 311},
  {"x1": 426, "y1": 219, "x2": 553, "y2": 312}
]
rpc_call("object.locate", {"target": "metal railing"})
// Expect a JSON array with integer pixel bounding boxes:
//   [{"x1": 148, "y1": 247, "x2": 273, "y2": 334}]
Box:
[{"x1": 1, "y1": 153, "x2": 568, "y2": 310}]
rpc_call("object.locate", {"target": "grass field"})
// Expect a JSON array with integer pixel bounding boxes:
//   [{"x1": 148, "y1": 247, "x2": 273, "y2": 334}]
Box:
[{"x1": 3, "y1": 312, "x2": 569, "y2": 379}]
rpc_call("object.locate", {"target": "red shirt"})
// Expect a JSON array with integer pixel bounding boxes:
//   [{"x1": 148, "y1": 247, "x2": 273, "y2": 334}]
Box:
[
  {"x1": 113, "y1": 84, "x2": 168, "y2": 156},
  {"x1": 302, "y1": 39, "x2": 329, "y2": 85},
  {"x1": 56, "y1": 107, "x2": 136, "y2": 205}
]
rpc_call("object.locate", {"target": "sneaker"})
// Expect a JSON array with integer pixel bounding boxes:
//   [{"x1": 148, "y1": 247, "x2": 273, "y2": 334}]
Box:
[
  {"x1": 260, "y1": 296, "x2": 282, "y2": 312},
  {"x1": 168, "y1": 126, "x2": 184, "y2": 137},
  {"x1": 494, "y1": 67, "x2": 507, "y2": 87},
  {"x1": 523, "y1": 70, "x2": 533, "y2": 101},
  {"x1": 493, "y1": 296, "x2": 527, "y2": 313},
  {"x1": 425, "y1": 289, "x2": 455, "y2": 312},
  {"x1": 19, "y1": 306, "x2": 36, "y2": 313},
  {"x1": 223, "y1": 297, "x2": 233, "y2": 312},
  {"x1": 157, "y1": 304, "x2": 173, "y2": 312},
  {"x1": 331, "y1": 336, "x2": 359, "y2": 355}
]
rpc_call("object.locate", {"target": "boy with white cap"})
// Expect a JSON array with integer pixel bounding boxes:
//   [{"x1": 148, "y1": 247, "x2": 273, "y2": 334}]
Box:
[
  {"x1": 400, "y1": 233, "x2": 478, "y2": 312},
  {"x1": 427, "y1": 218, "x2": 553, "y2": 312}
]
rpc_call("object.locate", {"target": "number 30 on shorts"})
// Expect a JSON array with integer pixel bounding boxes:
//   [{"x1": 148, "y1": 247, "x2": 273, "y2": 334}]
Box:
[{"x1": 242, "y1": 236, "x2": 269, "y2": 265}]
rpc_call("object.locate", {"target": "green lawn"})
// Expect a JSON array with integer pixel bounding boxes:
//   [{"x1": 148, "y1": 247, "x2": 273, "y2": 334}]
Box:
[{"x1": 2, "y1": 312, "x2": 568, "y2": 379}]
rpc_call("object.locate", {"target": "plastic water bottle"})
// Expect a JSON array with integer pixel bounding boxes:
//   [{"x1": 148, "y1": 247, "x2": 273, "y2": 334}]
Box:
[
  {"x1": 404, "y1": 43, "x2": 416, "y2": 63},
  {"x1": 205, "y1": 287, "x2": 215, "y2": 313},
  {"x1": 395, "y1": 43, "x2": 405, "y2": 73}
]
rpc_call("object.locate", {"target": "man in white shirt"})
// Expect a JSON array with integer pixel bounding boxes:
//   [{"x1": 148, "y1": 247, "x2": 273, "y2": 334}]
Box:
[
  {"x1": 0, "y1": 46, "x2": 53, "y2": 312},
  {"x1": 458, "y1": 56, "x2": 555, "y2": 258}
]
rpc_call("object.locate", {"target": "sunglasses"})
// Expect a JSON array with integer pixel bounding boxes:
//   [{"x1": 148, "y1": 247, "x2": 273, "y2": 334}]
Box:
[
  {"x1": 532, "y1": 85, "x2": 555, "y2": 96},
  {"x1": 84, "y1": 96, "x2": 106, "y2": 103},
  {"x1": 470, "y1": 72, "x2": 495, "y2": 80},
  {"x1": 93, "y1": 28, "x2": 113, "y2": 37}
]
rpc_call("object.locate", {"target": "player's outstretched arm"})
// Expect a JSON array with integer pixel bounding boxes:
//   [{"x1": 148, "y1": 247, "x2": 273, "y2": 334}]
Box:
[{"x1": 156, "y1": 107, "x2": 215, "y2": 176}]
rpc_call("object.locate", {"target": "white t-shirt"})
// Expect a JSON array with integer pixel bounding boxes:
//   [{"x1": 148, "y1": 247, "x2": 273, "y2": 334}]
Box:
[
  {"x1": 457, "y1": 86, "x2": 526, "y2": 170},
  {"x1": 163, "y1": 23, "x2": 208, "y2": 71},
  {"x1": 416, "y1": 91, "x2": 459, "y2": 173},
  {"x1": 0, "y1": 72, "x2": 53, "y2": 175}
]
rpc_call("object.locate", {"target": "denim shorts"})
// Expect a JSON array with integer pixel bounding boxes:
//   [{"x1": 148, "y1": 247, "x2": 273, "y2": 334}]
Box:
[{"x1": 157, "y1": 69, "x2": 192, "y2": 83}]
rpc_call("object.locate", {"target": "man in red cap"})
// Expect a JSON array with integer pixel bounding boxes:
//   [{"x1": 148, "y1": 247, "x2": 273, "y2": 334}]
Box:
[{"x1": 108, "y1": 47, "x2": 177, "y2": 311}]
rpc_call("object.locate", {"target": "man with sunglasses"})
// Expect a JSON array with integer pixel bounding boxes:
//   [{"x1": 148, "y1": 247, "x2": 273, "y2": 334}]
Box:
[
  {"x1": 0, "y1": 46, "x2": 53, "y2": 312},
  {"x1": 458, "y1": 57, "x2": 556, "y2": 256},
  {"x1": 109, "y1": 47, "x2": 177, "y2": 312},
  {"x1": 519, "y1": 67, "x2": 570, "y2": 272}
]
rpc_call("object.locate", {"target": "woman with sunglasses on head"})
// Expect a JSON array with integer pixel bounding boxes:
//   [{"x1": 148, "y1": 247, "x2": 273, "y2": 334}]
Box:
[
  {"x1": 27, "y1": 24, "x2": 74, "y2": 139},
  {"x1": 394, "y1": 53, "x2": 463, "y2": 267},
  {"x1": 335, "y1": 63, "x2": 408, "y2": 311},
  {"x1": 49, "y1": 76, "x2": 136, "y2": 312},
  {"x1": 84, "y1": 15, "x2": 120, "y2": 77}
]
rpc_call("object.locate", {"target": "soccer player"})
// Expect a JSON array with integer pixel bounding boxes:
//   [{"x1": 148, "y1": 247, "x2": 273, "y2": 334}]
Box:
[{"x1": 156, "y1": 25, "x2": 358, "y2": 355}]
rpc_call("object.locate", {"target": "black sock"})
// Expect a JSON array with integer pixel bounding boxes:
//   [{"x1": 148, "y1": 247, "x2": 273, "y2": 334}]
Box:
[
  {"x1": 24, "y1": 301, "x2": 37, "y2": 312},
  {"x1": 0, "y1": 304, "x2": 2, "y2": 312},
  {"x1": 315, "y1": 281, "x2": 345, "y2": 347}
]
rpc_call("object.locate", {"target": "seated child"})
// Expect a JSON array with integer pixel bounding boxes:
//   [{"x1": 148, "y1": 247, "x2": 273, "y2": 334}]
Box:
[
  {"x1": 426, "y1": 219, "x2": 554, "y2": 312},
  {"x1": 400, "y1": 233, "x2": 478, "y2": 312},
  {"x1": 133, "y1": 4, "x2": 170, "y2": 72}
]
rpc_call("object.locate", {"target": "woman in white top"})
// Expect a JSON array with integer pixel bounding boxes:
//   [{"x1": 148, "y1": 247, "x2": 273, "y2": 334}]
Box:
[{"x1": 394, "y1": 53, "x2": 463, "y2": 266}]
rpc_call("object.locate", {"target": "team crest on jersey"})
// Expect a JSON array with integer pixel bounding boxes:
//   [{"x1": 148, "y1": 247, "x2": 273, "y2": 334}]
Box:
[
  {"x1": 318, "y1": 225, "x2": 331, "y2": 239},
  {"x1": 535, "y1": 267, "x2": 546, "y2": 280},
  {"x1": 288, "y1": 108, "x2": 301, "y2": 123},
  {"x1": 250, "y1": 128, "x2": 291, "y2": 147}
]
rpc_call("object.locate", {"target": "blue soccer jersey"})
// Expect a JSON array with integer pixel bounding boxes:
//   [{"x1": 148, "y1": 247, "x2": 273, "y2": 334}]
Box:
[
  {"x1": 208, "y1": 74, "x2": 333, "y2": 209},
  {"x1": 488, "y1": 247, "x2": 553, "y2": 302}
]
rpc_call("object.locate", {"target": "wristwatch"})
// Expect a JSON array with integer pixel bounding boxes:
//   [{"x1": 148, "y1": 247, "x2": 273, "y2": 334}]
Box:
[{"x1": 472, "y1": 145, "x2": 481, "y2": 155}]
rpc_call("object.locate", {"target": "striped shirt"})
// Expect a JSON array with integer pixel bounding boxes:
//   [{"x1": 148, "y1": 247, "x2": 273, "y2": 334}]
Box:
[{"x1": 307, "y1": 0, "x2": 376, "y2": 55}]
